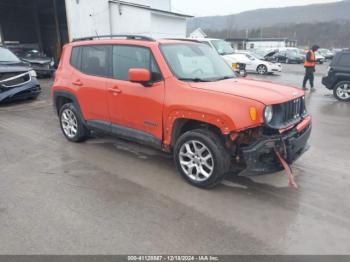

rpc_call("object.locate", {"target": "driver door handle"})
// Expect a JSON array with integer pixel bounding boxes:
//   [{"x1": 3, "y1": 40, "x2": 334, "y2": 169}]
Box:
[{"x1": 108, "y1": 86, "x2": 122, "y2": 94}]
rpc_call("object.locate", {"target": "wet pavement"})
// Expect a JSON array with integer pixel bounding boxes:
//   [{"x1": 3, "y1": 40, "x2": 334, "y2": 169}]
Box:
[{"x1": 1, "y1": 63, "x2": 350, "y2": 254}]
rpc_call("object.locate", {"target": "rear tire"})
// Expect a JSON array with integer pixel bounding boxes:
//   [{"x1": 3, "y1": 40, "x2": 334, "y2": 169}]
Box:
[
  {"x1": 333, "y1": 81, "x2": 350, "y2": 102},
  {"x1": 174, "y1": 129, "x2": 231, "y2": 189},
  {"x1": 59, "y1": 103, "x2": 90, "y2": 142}
]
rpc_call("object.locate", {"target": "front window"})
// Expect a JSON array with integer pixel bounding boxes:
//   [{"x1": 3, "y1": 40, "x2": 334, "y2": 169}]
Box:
[
  {"x1": 161, "y1": 43, "x2": 235, "y2": 82},
  {"x1": 211, "y1": 40, "x2": 234, "y2": 55},
  {"x1": 112, "y1": 45, "x2": 161, "y2": 82},
  {"x1": 0, "y1": 47, "x2": 21, "y2": 63}
]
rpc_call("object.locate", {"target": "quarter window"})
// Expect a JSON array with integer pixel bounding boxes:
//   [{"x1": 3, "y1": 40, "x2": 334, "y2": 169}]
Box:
[
  {"x1": 80, "y1": 45, "x2": 110, "y2": 77},
  {"x1": 112, "y1": 45, "x2": 162, "y2": 82},
  {"x1": 70, "y1": 47, "x2": 81, "y2": 69}
]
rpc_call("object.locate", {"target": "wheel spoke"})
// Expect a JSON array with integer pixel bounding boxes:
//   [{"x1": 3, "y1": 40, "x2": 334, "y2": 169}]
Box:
[
  {"x1": 202, "y1": 161, "x2": 214, "y2": 171},
  {"x1": 199, "y1": 166, "x2": 211, "y2": 178}
]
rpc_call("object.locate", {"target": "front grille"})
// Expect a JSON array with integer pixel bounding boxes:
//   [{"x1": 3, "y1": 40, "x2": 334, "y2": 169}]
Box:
[
  {"x1": 0, "y1": 72, "x2": 23, "y2": 81},
  {"x1": 0, "y1": 72, "x2": 31, "y2": 92},
  {"x1": 282, "y1": 97, "x2": 305, "y2": 122},
  {"x1": 270, "y1": 97, "x2": 307, "y2": 128}
]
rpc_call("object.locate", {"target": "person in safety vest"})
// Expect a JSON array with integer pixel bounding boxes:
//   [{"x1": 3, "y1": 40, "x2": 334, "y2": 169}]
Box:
[{"x1": 302, "y1": 45, "x2": 320, "y2": 90}]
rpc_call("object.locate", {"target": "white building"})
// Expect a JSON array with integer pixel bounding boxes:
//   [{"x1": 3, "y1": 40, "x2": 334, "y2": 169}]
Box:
[
  {"x1": 0, "y1": 0, "x2": 191, "y2": 61},
  {"x1": 227, "y1": 38, "x2": 298, "y2": 50},
  {"x1": 65, "y1": 0, "x2": 192, "y2": 40},
  {"x1": 189, "y1": 28, "x2": 207, "y2": 39}
]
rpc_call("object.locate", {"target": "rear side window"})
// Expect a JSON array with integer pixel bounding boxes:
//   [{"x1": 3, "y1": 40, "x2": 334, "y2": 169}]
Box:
[
  {"x1": 337, "y1": 53, "x2": 350, "y2": 67},
  {"x1": 112, "y1": 45, "x2": 162, "y2": 82},
  {"x1": 80, "y1": 45, "x2": 111, "y2": 77}
]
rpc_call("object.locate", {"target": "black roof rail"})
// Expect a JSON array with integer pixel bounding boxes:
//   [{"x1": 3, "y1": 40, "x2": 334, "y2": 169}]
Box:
[
  {"x1": 164, "y1": 38, "x2": 202, "y2": 43},
  {"x1": 72, "y1": 35, "x2": 156, "y2": 42}
]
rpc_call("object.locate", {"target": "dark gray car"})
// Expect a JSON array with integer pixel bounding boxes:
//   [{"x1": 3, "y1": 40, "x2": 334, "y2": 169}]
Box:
[
  {"x1": 0, "y1": 46, "x2": 41, "y2": 103},
  {"x1": 9, "y1": 47, "x2": 55, "y2": 77}
]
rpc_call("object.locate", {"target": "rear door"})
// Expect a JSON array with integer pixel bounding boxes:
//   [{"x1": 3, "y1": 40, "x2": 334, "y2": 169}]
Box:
[
  {"x1": 72, "y1": 45, "x2": 111, "y2": 122},
  {"x1": 106, "y1": 45, "x2": 165, "y2": 142}
]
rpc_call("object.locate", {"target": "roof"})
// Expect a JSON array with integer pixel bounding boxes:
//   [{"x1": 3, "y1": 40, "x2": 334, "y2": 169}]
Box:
[
  {"x1": 70, "y1": 37, "x2": 200, "y2": 46},
  {"x1": 109, "y1": 0, "x2": 193, "y2": 18}
]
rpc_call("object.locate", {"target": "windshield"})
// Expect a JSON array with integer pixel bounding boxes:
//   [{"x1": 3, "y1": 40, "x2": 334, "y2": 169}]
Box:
[
  {"x1": 287, "y1": 49, "x2": 299, "y2": 56},
  {"x1": 211, "y1": 40, "x2": 234, "y2": 55},
  {"x1": 161, "y1": 43, "x2": 236, "y2": 82},
  {"x1": 0, "y1": 47, "x2": 21, "y2": 62}
]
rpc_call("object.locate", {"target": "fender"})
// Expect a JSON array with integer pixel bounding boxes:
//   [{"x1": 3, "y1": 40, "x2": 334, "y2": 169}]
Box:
[
  {"x1": 163, "y1": 109, "x2": 237, "y2": 146},
  {"x1": 53, "y1": 90, "x2": 85, "y2": 123}
]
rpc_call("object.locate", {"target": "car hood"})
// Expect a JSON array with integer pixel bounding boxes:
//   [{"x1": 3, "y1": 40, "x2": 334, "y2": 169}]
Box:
[
  {"x1": 22, "y1": 57, "x2": 52, "y2": 64},
  {"x1": 189, "y1": 78, "x2": 304, "y2": 105},
  {"x1": 222, "y1": 54, "x2": 251, "y2": 64},
  {"x1": 0, "y1": 62, "x2": 31, "y2": 73},
  {"x1": 264, "y1": 50, "x2": 278, "y2": 58}
]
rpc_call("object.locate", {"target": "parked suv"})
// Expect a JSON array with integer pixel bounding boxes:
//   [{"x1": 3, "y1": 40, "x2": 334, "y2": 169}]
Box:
[
  {"x1": 52, "y1": 35, "x2": 312, "y2": 188},
  {"x1": 322, "y1": 50, "x2": 350, "y2": 101}
]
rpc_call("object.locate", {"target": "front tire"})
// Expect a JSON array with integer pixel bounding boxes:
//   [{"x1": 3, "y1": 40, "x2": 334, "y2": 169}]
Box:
[
  {"x1": 333, "y1": 81, "x2": 350, "y2": 102},
  {"x1": 174, "y1": 129, "x2": 231, "y2": 189},
  {"x1": 257, "y1": 65, "x2": 268, "y2": 75},
  {"x1": 59, "y1": 103, "x2": 90, "y2": 142}
]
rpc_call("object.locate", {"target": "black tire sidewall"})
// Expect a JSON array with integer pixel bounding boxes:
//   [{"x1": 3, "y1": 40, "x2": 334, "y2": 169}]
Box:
[
  {"x1": 174, "y1": 129, "x2": 230, "y2": 189},
  {"x1": 333, "y1": 81, "x2": 350, "y2": 102},
  {"x1": 59, "y1": 103, "x2": 89, "y2": 142}
]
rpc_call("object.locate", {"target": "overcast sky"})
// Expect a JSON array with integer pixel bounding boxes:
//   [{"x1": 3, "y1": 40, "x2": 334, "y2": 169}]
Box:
[{"x1": 171, "y1": 0, "x2": 341, "y2": 16}]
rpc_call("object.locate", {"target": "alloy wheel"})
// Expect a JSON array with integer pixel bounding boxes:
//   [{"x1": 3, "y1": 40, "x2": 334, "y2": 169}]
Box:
[
  {"x1": 336, "y1": 83, "x2": 350, "y2": 100},
  {"x1": 257, "y1": 65, "x2": 267, "y2": 75},
  {"x1": 61, "y1": 108, "x2": 78, "y2": 138},
  {"x1": 179, "y1": 140, "x2": 214, "y2": 182}
]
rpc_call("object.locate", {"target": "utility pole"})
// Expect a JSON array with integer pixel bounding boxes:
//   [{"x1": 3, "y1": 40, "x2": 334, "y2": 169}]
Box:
[{"x1": 53, "y1": 0, "x2": 62, "y2": 60}]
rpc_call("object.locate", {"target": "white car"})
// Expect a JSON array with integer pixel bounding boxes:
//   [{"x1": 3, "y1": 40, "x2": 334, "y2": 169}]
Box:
[
  {"x1": 194, "y1": 38, "x2": 248, "y2": 74},
  {"x1": 236, "y1": 52, "x2": 282, "y2": 75}
]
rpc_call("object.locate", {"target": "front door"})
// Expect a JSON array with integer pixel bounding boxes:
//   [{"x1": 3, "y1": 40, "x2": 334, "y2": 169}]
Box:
[{"x1": 106, "y1": 45, "x2": 165, "y2": 143}]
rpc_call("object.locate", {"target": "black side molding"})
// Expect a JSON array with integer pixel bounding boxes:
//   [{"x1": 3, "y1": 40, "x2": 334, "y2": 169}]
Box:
[{"x1": 86, "y1": 120, "x2": 162, "y2": 150}]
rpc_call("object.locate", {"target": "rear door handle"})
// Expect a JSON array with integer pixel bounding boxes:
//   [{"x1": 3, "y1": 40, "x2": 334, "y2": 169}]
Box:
[{"x1": 72, "y1": 79, "x2": 83, "y2": 86}]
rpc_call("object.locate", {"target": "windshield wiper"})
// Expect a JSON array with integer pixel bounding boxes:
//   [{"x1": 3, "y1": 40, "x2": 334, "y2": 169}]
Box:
[
  {"x1": 220, "y1": 52, "x2": 234, "y2": 55},
  {"x1": 178, "y1": 78, "x2": 211, "y2": 82},
  {"x1": 215, "y1": 76, "x2": 235, "y2": 81}
]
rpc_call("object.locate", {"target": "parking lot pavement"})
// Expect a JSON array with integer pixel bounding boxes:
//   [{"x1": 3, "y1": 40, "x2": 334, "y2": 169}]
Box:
[{"x1": 1, "y1": 64, "x2": 350, "y2": 254}]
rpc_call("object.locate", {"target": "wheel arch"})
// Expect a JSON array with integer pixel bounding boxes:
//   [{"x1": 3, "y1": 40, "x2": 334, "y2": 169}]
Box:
[
  {"x1": 167, "y1": 112, "x2": 236, "y2": 150},
  {"x1": 332, "y1": 74, "x2": 350, "y2": 89},
  {"x1": 53, "y1": 91, "x2": 85, "y2": 122}
]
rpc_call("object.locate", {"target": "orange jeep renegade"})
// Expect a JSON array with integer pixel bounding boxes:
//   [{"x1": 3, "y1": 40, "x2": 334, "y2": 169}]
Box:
[{"x1": 52, "y1": 35, "x2": 312, "y2": 188}]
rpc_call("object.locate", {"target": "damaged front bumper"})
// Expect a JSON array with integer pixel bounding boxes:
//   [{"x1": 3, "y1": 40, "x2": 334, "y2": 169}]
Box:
[
  {"x1": 240, "y1": 117, "x2": 312, "y2": 176},
  {"x1": 0, "y1": 77, "x2": 41, "y2": 103}
]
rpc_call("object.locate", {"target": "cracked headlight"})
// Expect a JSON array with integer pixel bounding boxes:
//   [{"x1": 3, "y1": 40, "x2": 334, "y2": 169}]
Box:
[{"x1": 264, "y1": 105, "x2": 273, "y2": 123}]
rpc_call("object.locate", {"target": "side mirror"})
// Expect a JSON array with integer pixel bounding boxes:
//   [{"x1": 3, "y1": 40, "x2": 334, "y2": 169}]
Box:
[{"x1": 128, "y1": 68, "x2": 152, "y2": 86}]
